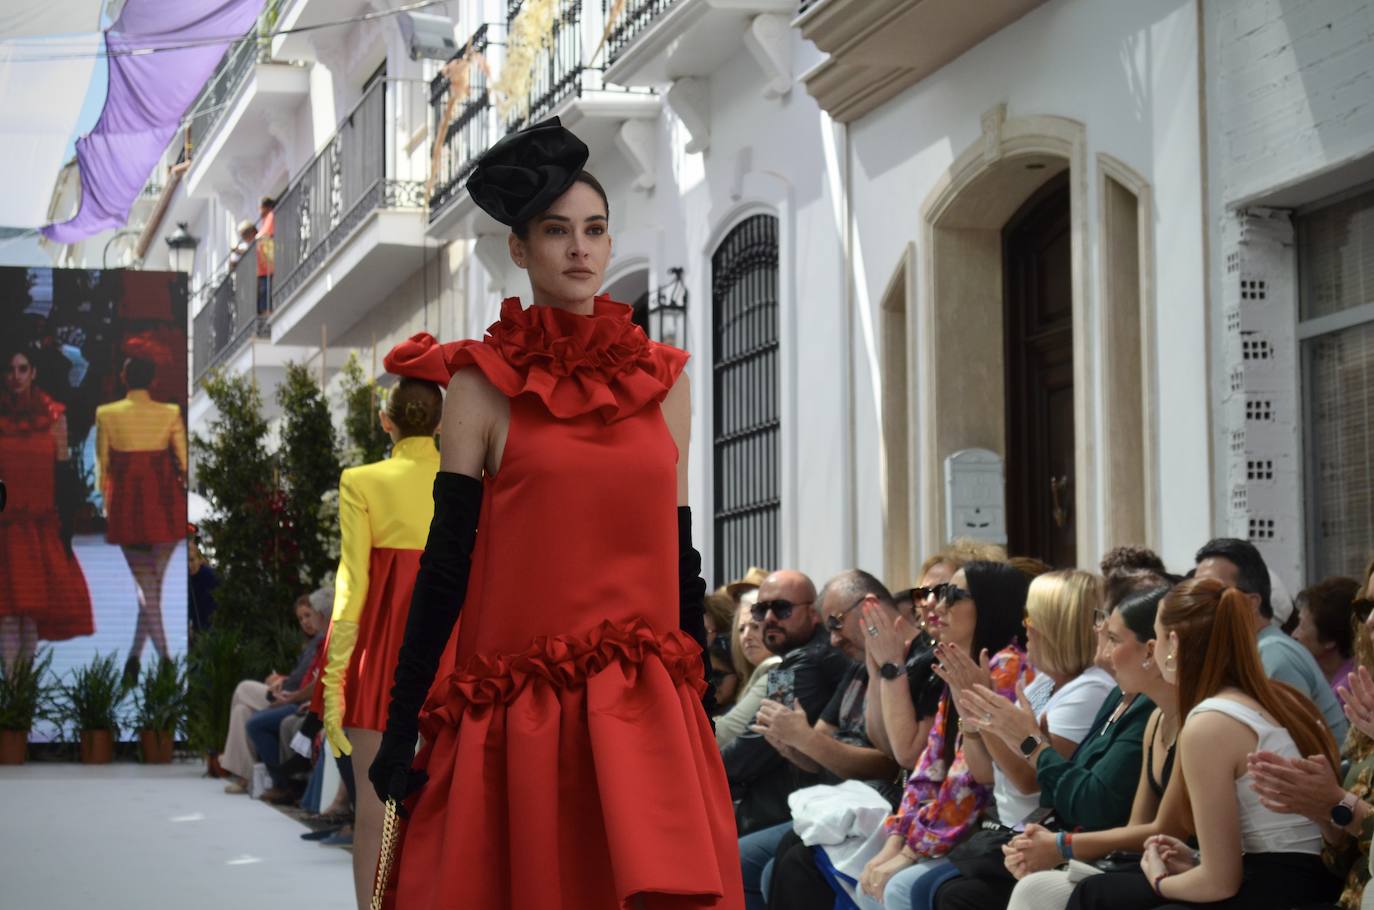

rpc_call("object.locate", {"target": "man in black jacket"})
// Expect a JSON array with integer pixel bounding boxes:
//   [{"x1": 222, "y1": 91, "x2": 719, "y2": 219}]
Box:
[{"x1": 723, "y1": 569, "x2": 854, "y2": 833}]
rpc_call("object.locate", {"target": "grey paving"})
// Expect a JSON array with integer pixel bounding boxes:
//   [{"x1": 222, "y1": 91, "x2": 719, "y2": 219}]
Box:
[{"x1": 0, "y1": 761, "x2": 354, "y2": 909}]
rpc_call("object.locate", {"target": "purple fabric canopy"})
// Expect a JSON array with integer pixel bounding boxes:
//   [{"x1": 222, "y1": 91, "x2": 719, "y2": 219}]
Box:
[{"x1": 42, "y1": 0, "x2": 264, "y2": 243}]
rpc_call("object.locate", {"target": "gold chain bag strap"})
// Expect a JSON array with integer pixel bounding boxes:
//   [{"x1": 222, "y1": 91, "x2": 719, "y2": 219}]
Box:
[{"x1": 370, "y1": 798, "x2": 402, "y2": 910}]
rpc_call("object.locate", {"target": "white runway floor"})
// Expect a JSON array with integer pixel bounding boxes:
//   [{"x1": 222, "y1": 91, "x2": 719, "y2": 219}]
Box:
[{"x1": 0, "y1": 761, "x2": 354, "y2": 910}]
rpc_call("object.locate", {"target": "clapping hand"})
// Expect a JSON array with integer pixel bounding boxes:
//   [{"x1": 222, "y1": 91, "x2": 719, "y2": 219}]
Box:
[
  {"x1": 863, "y1": 603, "x2": 910, "y2": 668},
  {"x1": 931, "y1": 642, "x2": 992, "y2": 713},
  {"x1": 1247, "y1": 750, "x2": 1344, "y2": 826},
  {"x1": 1338, "y1": 666, "x2": 1374, "y2": 740},
  {"x1": 750, "y1": 698, "x2": 813, "y2": 750},
  {"x1": 962, "y1": 679, "x2": 1041, "y2": 748}
]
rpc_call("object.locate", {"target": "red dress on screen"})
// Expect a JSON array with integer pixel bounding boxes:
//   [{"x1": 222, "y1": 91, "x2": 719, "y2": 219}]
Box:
[
  {"x1": 382, "y1": 297, "x2": 744, "y2": 910},
  {"x1": 0, "y1": 391, "x2": 93, "y2": 640}
]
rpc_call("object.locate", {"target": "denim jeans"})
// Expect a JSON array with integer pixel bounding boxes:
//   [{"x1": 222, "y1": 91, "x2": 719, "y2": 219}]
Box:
[
  {"x1": 740, "y1": 820, "x2": 792, "y2": 910},
  {"x1": 245, "y1": 704, "x2": 298, "y2": 788},
  {"x1": 855, "y1": 857, "x2": 952, "y2": 910}
]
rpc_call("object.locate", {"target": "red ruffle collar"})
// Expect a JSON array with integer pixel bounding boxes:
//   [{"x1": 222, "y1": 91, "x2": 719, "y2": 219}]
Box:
[
  {"x1": 0, "y1": 388, "x2": 63, "y2": 434},
  {"x1": 385, "y1": 296, "x2": 688, "y2": 423}
]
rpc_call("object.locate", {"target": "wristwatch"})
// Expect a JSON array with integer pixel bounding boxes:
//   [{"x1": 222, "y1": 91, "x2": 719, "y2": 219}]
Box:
[
  {"x1": 1331, "y1": 791, "x2": 1359, "y2": 827},
  {"x1": 879, "y1": 661, "x2": 906, "y2": 681},
  {"x1": 1019, "y1": 733, "x2": 1045, "y2": 758}
]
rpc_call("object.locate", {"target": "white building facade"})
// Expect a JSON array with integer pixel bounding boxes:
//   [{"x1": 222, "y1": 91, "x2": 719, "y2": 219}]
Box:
[{"x1": 47, "y1": 0, "x2": 1374, "y2": 592}]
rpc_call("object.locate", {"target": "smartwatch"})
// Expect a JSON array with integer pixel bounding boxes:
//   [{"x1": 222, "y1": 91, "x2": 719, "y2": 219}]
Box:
[
  {"x1": 879, "y1": 662, "x2": 906, "y2": 681},
  {"x1": 1331, "y1": 791, "x2": 1359, "y2": 828},
  {"x1": 1019, "y1": 733, "x2": 1045, "y2": 758}
]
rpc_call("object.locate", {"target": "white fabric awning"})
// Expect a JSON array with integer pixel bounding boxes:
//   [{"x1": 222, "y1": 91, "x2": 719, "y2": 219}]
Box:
[{"x1": 0, "y1": 1, "x2": 106, "y2": 227}]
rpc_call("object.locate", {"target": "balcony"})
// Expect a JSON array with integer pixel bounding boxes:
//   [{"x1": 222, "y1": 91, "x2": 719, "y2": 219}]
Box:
[
  {"x1": 192, "y1": 242, "x2": 270, "y2": 385},
  {"x1": 428, "y1": 5, "x2": 660, "y2": 241},
  {"x1": 271, "y1": 0, "x2": 372, "y2": 61},
  {"x1": 183, "y1": 0, "x2": 309, "y2": 202},
  {"x1": 269, "y1": 77, "x2": 436, "y2": 345},
  {"x1": 797, "y1": 0, "x2": 1049, "y2": 123}
]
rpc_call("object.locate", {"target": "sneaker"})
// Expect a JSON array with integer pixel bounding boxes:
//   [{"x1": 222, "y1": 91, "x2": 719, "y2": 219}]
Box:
[
  {"x1": 320, "y1": 827, "x2": 353, "y2": 847},
  {"x1": 300, "y1": 825, "x2": 344, "y2": 841},
  {"x1": 223, "y1": 780, "x2": 247, "y2": 795}
]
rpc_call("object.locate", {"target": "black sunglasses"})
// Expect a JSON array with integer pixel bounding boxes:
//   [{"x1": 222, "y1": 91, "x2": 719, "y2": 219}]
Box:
[
  {"x1": 751, "y1": 599, "x2": 812, "y2": 622},
  {"x1": 939, "y1": 584, "x2": 971, "y2": 607},
  {"x1": 824, "y1": 595, "x2": 869, "y2": 632},
  {"x1": 913, "y1": 583, "x2": 950, "y2": 603}
]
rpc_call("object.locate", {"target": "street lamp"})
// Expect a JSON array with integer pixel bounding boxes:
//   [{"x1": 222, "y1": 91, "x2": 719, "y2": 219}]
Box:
[
  {"x1": 649, "y1": 267, "x2": 688, "y2": 349},
  {"x1": 164, "y1": 222, "x2": 199, "y2": 273}
]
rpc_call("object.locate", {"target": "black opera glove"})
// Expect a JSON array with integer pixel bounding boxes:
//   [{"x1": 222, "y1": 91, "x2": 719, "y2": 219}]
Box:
[
  {"x1": 678, "y1": 506, "x2": 717, "y2": 716},
  {"x1": 368, "y1": 472, "x2": 483, "y2": 808}
]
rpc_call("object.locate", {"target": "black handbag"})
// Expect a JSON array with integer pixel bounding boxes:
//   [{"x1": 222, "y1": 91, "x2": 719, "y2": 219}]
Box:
[{"x1": 947, "y1": 810, "x2": 1058, "y2": 882}]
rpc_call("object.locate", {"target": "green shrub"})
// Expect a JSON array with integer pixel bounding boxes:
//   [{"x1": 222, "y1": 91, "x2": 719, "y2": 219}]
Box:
[
  {"x1": 0, "y1": 649, "x2": 54, "y2": 731},
  {"x1": 132, "y1": 656, "x2": 188, "y2": 735},
  {"x1": 53, "y1": 653, "x2": 127, "y2": 736}
]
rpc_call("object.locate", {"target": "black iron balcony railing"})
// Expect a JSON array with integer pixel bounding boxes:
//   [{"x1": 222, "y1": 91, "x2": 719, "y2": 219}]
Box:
[
  {"x1": 185, "y1": 0, "x2": 286, "y2": 159},
  {"x1": 604, "y1": 0, "x2": 679, "y2": 69},
  {"x1": 512, "y1": 0, "x2": 585, "y2": 129},
  {"x1": 273, "y1": 78, "x2": 427, "y2": 308},
  {"x1": 192, "y1": 240, "x2": 269, "y2": 383},
  {"x1": 429, "y1": 25, "x2": 492, "y2": 213}
]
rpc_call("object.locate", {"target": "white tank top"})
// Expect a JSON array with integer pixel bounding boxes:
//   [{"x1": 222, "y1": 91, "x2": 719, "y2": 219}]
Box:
[{"x1": 1188, "y1": 696, "x2": 1324, "y2": 855}]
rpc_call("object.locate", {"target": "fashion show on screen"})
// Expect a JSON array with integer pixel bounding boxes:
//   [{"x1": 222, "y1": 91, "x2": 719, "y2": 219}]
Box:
[{"x1": 4, "y1": 2, "x2": 1374, "y2": 910}]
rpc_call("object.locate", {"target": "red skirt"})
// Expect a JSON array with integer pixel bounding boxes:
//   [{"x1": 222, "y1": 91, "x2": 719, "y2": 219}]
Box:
[
  {"x1": 344, "y1": 548, "x2": 424, "y2": 732},
  {"x1": 105, "y1": 449, "x2": 185, "y2": 546},
  {"x1": 385, "y1": 619, "x2": 745, "y2": 910},
  {"x1": 0, "y1": 512, "x2": 93, "y2": 641}
]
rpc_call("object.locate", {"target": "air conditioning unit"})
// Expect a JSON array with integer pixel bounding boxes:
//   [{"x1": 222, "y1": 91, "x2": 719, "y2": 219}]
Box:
[{"x1": 398, "y1": 11, "x2": 458, "y2": 61}]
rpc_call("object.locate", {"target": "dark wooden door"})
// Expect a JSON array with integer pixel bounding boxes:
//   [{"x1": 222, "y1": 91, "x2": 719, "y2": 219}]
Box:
[{"x1": 1003, "y1": 174, "x2": 1076, "y2": 568}]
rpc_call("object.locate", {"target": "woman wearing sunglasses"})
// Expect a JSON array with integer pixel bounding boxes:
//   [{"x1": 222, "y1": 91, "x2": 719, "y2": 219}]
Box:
[{"x1": 849, "y1": 561, "x2": 1032, "y2": 910}]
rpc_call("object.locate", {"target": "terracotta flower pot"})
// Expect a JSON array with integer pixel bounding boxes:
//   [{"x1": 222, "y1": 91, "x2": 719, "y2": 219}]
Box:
[
  {"x1": 0, "y1": 729, "x2": 28, "y2": 765},
  {"x1": 79, "y1": 729, "x2": 114, "y2": 764},
  {"x1": 139, "y1": 730, "x2": 175, "y2": 764}
]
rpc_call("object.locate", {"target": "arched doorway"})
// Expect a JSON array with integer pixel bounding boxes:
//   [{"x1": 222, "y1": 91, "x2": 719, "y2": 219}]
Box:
[
  {"x1": 711, "y1": 213, "x2": 780, "y2": 585},
  {"x1": 1003, "y1": 173, "x2": 1075, "y2": 566}
]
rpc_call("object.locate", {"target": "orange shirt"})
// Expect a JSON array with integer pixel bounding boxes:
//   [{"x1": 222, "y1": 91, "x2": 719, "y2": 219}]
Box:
[{"x1": 257, "y1": 209, "x2": 275, "y2": 277}]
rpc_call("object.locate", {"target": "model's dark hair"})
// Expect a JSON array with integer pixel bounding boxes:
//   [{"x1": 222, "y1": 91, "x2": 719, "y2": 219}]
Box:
[
  {"x1": 1298, "y1": 576, "x2": 1362, "y2": 659},
  {"x1": 1195, "y1": 537, "x2": 1272, "y2": 619},
  {"x1": 1105, "y1": 569, "x2": 1170, "y2": 614},
  {"x1": 512, "y1": 171, "x2": 610, "y2": 239},
  {"x1": 124, "y1": 356, "x2": 155, "y2": 390},
  {"x1": 1101, "y1": 545, "x2": 1168, "y2": 577},
  {"x1": 386, "y1": 378, "x2": 442, "y2": 438},
  {"x1": 261, "y1": 196, "x2": 276, "y2": 210},
  {"x1": 1117, "y1": 587, "x2": 1170, "y2": 643}
]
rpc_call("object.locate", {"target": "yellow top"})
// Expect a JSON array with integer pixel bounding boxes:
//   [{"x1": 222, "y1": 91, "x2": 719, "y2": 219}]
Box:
[
  {"x1": 94, "y1": 390, "x2": 188, "y2": 495},
  {"x1": 331, "y1": 435, "x2": 441, "y2": 624}
]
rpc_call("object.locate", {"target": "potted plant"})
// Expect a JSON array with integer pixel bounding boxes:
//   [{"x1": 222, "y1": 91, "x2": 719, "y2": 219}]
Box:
[
  {"x1": 132, "y1": 656, "x2": 187, "y2": 764},
  {"x1": 187, "y1": 625, "x2": 255, "y2": 775},
  {"x1": 0, "y1": 649, "x2": 53, "y2": 765},
  {"x1": 55, "y1": 653, "x2": 126, "y2": 764}
]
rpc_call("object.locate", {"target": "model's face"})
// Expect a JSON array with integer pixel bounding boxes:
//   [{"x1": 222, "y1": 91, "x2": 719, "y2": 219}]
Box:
[
  {"x1": 510, "y1": 182, "x2": 611, "y2": 305},
  {"x1": 735, "y1": 603, "x2": 771, "y2": 668},
  {"x1": 5, "y1": 353, "x2": 34, "y2": 396},
  {"x1": 930, "y1": 569, "x2": 976, "y2": 653}
]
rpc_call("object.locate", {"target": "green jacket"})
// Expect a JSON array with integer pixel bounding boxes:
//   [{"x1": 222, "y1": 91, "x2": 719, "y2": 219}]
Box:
[{"x1": 1036, "y1": 686, "x2": 1155, "y2": 830}]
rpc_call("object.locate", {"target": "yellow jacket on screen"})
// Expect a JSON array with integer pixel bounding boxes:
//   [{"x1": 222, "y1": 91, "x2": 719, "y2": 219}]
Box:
[{"x1": 94, "y1": 390, "x2": 188, "y2": 497}]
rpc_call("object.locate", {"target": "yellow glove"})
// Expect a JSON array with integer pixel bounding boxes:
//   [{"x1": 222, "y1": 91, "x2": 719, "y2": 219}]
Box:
[{"x1": 322, "y1": 620, "x2": 359, "y2": 758}]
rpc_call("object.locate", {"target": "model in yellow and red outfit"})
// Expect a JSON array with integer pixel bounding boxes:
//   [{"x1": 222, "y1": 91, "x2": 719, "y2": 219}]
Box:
[
  {"x1": 321, "y1": 378, "x2": 442, "y2": 910},
  {"x1": 95, "y1": 349, "x2": 187, "y2": 682}
]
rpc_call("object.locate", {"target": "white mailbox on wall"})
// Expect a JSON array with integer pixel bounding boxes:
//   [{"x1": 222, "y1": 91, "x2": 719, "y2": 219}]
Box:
[{"x1": 944, "y1": 448, "x2": 1007, "y2": 545}]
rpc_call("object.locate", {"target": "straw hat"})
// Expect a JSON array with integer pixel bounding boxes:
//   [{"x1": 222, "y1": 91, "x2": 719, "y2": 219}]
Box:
[{"x1": 725, "y1": 566, "x2": 770, "y2": 600}]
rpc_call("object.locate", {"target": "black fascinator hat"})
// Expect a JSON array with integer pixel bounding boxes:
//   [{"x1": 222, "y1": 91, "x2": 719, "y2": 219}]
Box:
[{"x1": 465, "y1": 117, "x2": 590, "y2": 228}]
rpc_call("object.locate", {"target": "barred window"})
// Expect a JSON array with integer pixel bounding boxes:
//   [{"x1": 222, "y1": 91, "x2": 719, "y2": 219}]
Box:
[{"x1": 711, "y1": 215, "x2": 780, "y2": 585}]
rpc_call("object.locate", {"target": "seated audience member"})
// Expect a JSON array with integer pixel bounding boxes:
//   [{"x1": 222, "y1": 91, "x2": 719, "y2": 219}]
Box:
[
  {"x1": 1194, "y1": 537, "x2": 1349, "y2": 743},
  {"x1": 864, "y1": 541, "x2": 1008, "y2": 772},
  {"x1": 999, "y1": 587, "x2": 1179, "y2": 910},
  {"x1": 221, "y1": 594, "x2": 327, "y2": 790},
  {"x1": 717, "y1": 599, "x2": 784, "y2": 749},
  {"x1": 1100, "y1": 545, "x2": 1168, "y2": 578},
  {"x1": 1252, "y1": 572, "x2": 1374, "y2": 909},
  {"x1": 249, "y1": 587, "x2": 332, "y2": 804},
  {"x1": 1066, "y1": 577, "x2": 1341, "y2": 910},
  {"x1": 706, "y1": 588, "x2": 742, "y2": 708},
  {"x1": 932, "y1": 582, "x2": 1157, "y2": 910},
  {"x1": 1292, "y1": 576, "x2": 1362, "y2": 697},
  {"x1": 835, "y1": 561, "x2": 1031, "y2": 910},
  {"x1": 723, "y1": 569, "x2": 854, "y2": 837},
  {"x1": 736, "y1": 574, "x2": 895, "y2": 907}
]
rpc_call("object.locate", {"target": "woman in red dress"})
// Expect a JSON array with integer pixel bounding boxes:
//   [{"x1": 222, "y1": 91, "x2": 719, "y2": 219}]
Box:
[
  {"x1": 0, "y1": 348, "x2": 92, "y2": 672},
  {"x1": 369, "y1": 118, "x2": 744, "y2": 909},
  {"x1": 94, "y1": 345, "x2": 188, "y2": 681}
]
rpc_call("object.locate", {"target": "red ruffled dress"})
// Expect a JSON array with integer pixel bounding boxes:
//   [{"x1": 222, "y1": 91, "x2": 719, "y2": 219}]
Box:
[
  {"x1": 382, "y1": 297, "x2": 744, "y2": 910},
  {"x1": 0, "y1": 391, "x2": 93, "y2": 640}
]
